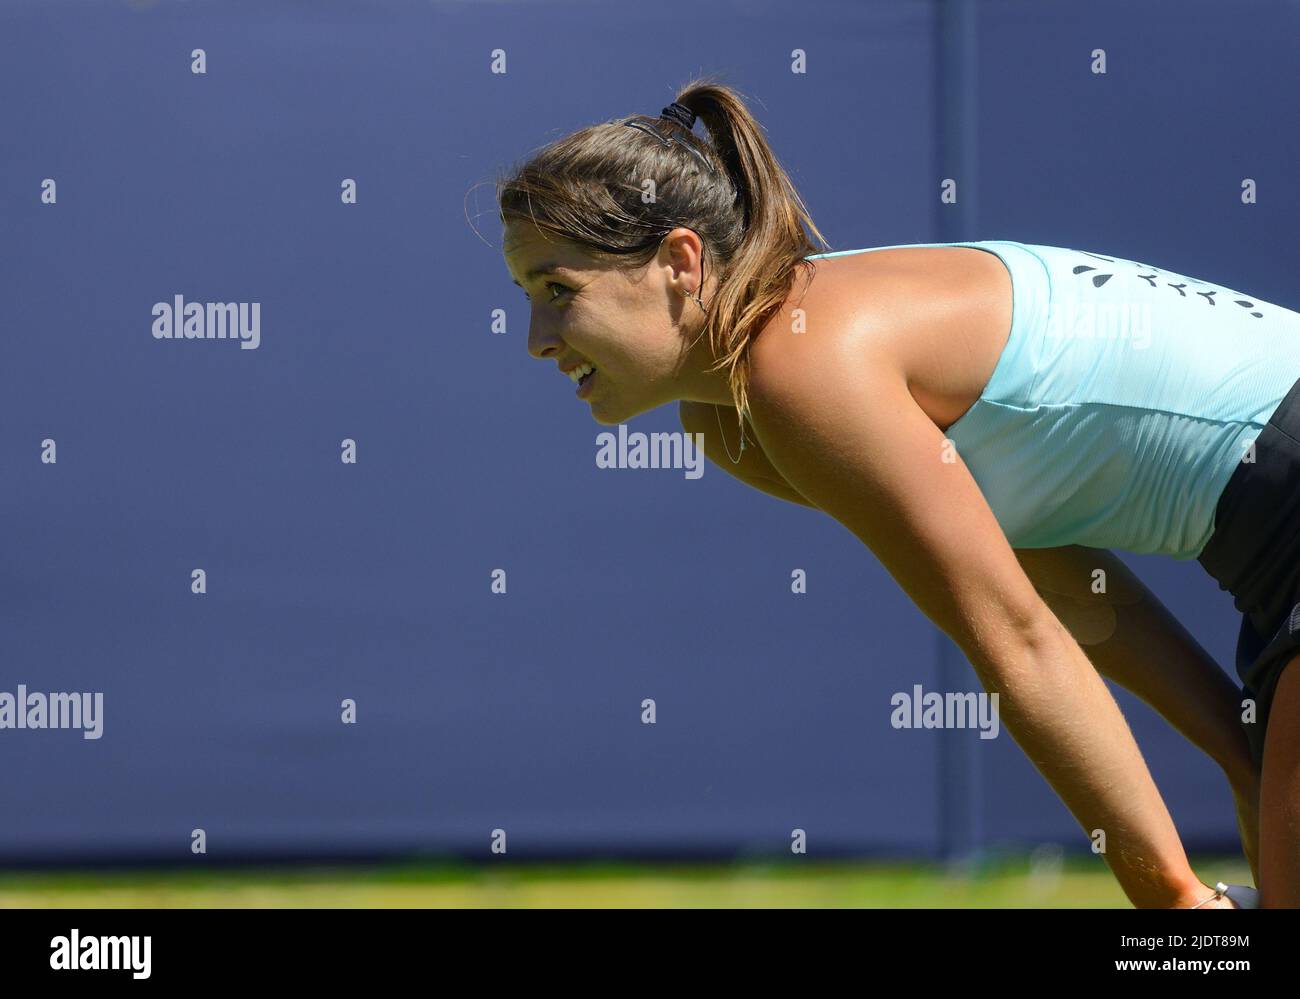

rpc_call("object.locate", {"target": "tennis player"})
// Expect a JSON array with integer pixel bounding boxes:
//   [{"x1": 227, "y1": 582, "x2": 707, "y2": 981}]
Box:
[{"x1": 498, "y1": 78, "x2": 1299, "y2": 909}]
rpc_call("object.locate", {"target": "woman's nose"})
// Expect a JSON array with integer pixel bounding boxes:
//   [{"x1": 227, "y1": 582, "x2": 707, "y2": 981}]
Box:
[{"x1": 527, "y1": 321, "x2": 563, "y2": 360}]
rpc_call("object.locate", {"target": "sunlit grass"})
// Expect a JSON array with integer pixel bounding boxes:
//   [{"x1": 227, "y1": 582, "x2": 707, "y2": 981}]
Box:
[{"x1": 0, "y1": 853, "x2": 1252, "y2": 908}]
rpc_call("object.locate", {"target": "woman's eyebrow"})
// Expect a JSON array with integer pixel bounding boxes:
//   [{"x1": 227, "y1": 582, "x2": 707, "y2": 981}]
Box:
[{"x1": 511, "y1": 263, "x2": 567, "y2": 288}]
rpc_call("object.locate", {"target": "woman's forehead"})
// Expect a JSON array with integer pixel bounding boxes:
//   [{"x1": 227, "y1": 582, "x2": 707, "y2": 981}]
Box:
[
  {"x1": 503, "y1": 220, "x2": 564, "y2": 254},
  {"x1": 504, "y1": 228, "x2": 603, "y2": 285}
]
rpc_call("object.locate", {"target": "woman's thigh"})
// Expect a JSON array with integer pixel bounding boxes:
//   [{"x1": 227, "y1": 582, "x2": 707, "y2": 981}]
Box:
[{"x1": 1259, "y1": 652, "x2": 1300, "y2": 907}]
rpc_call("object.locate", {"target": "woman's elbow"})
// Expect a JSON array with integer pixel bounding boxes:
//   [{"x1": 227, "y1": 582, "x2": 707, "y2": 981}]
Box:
[{"x1": 952, "y1": 593, "x2": 1064, "y2": 675}]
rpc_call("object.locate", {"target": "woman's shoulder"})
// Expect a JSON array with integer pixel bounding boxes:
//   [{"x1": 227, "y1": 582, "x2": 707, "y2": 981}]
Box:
[{"x1": 749, "y1": 245, "x2": 1013, "y2": 432}]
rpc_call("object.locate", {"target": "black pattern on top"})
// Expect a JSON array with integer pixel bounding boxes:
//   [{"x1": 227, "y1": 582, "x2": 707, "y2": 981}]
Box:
[{"x1": 1070, "y1": 251, "x2": 1264, "y2": 317}]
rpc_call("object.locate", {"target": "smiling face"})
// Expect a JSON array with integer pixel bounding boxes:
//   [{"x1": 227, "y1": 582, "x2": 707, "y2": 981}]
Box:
[{"x1": 503, "y1": 220, "x2": 725, "y2": 424}]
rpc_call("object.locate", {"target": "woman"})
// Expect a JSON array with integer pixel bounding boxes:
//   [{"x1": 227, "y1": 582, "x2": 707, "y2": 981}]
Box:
[{"x1": 496, "y1": 78, "x2": 1300, "y2": 908}]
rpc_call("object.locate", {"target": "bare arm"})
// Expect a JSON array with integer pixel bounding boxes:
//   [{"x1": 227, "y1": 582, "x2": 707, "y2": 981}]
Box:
[
  {"x1": 1016, "y1": 545, "x2": 1261, "y2": 885},
  {"x1": 744, "y1": 337, "x2": 1212, "y2": 908},
  {"x1": 682, "y1": 409, "x2": 1257, "y2": 784},
  {"x1": 680, "y1": 396, "x2": 1250, "y2": 776},
  {"x1": 1014, "y1": 545, "x2": 1256, "y2": 787}
]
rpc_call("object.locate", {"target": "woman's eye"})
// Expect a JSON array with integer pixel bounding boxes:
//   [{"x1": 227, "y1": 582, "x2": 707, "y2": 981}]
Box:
[{"x1": 520, "y1": 282, "x2": 570, "y2": 304}]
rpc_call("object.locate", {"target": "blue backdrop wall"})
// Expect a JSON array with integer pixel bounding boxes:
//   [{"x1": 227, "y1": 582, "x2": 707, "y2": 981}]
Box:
[{"x1": 2, "y1": 0, "x2": 1296, "y2": 864}]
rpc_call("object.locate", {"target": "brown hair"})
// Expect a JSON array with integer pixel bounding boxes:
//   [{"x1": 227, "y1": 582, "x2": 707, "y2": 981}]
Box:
[{"x1": 494, "y1": 75, "x2": 832, "y2": 429}]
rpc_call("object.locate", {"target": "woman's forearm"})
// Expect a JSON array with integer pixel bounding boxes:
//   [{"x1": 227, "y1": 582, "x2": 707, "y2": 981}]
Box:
[
  {"x1": 1025, "y1": 546, "x2": 1257, "y2": 789},
  {"x1": 1047, "y1": 580, "x2": 1262, "y2": 886},
  {"x1": 1080, "y1": 592, "x2": 1255, "y2": 787},
  {"x1": 973, "y1": 611, "x2": 1206, "y2": 908}
]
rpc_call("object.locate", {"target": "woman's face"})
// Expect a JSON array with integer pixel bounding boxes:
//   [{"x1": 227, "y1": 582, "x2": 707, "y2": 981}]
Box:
[{"x1": 502, "y1": 221, "x2": 714, "y2": 425}]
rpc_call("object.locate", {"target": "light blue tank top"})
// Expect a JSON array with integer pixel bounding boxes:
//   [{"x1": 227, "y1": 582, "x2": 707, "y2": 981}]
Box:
[{"x1": 805, "y1": 241, "x2": 1300, "y2": 558}]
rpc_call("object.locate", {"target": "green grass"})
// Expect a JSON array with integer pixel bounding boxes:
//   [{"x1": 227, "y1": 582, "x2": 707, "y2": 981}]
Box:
[{"x1": 0, "y1": 853, "x2": 1253, "y2": 908}]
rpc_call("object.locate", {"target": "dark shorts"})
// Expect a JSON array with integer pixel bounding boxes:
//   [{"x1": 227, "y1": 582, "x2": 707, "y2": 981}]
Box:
[{"x1": 1197, "y1": 373, "x2": 1300, "y2": 770}]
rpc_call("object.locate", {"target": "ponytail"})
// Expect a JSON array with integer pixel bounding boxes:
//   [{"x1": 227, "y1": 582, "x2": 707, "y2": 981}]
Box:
[{"x1": 496, "y1": 75, "x2": 832, "y2": 430}]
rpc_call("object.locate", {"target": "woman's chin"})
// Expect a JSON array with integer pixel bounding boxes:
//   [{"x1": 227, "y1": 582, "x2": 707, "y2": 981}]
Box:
[{"x1": 590, "y1": 400, "x2": 633, "y2": 426}]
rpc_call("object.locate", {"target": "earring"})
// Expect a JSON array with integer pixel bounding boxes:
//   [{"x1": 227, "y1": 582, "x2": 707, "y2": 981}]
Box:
[{"x1": 678, "y1": 287, "x2": 706, "y2": 311}]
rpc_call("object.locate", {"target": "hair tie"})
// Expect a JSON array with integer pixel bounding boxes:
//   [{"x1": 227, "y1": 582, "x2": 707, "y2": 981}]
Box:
[
  {"x1": 621, "y1": 101, "x2": 715, "y2": 176},
  {"x1": 660, "y1": 101, "x2": 697, "y2": 131}
]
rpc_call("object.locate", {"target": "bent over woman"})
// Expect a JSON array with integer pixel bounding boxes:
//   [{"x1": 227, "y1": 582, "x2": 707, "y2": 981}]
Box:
[{"x1": 496, "y1": 78, "x2": 1300, "y2": 908}]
